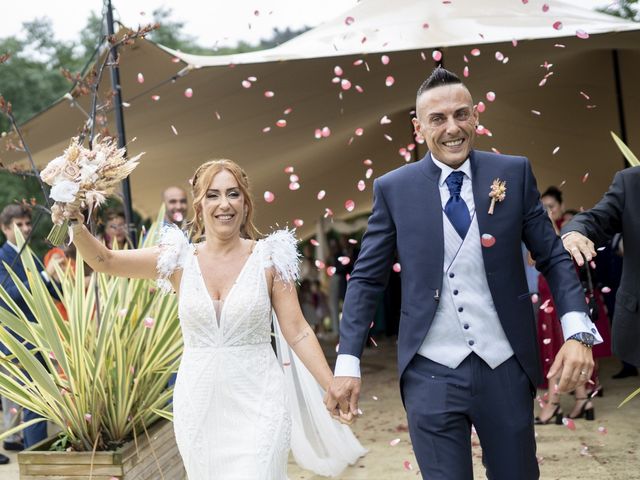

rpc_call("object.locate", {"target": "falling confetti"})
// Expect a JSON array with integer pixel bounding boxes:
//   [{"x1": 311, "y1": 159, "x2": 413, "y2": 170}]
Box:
[
  {"x1": 477, "y1": 101, "x2": 486, "y2": 113},
  {"x1": 385, "y1": 76, "x2": 395, "y2": 87},
  {"x1": 242, "y1": 80, "x2": 252, "y2": 88},
  {"x1": 601, "y1": 286, "x2": 612, "y2": 293},
  {"x1": 264, "y1": 191, "x2": 275, "y2": 203},
  {"x1": 542, "y1": 3, "x2": 549, "y2": 12},
  {"x1": 264, "y1": 90, "x2": 275, "y2": 98},
  {"x1": 486, "y1": 91, "x2": 496, "y2": 102},
  {"x1": 393, "y1": 263, "x2": 401, "y2": 273},
  {"x1": 531, "y1": 110, "x2": 541, "y2": 115},
  {"x1": 384, "y1": 134, "x2": 393, "y2": 141},
  {"x1": 366, "y1": 168, "x2": 373, "y2": 179},
  {"x1": 345, "y1": 16, "x2": 355, "y2": 26},
  {"x1": 341, "y1": 79, "x2": 352, "y2": 90},
  {"x1": 334, "y1": 65, "x2": 344, "y2": 76},
  {"x1": 463, "y1": 66, "x2": 469, "y2": 77},
  {"x1": 357, "y1": 180, "x2": 366, "y2": 191},
  {"x1": 553, "y1": 21, "x2": 563, "y2": 30},
  {"x1": 143, "y1": 317, "x2": 155, "y2": 328},
  {"x1": 284, "y1": 166, "x2": 294, "y2": 174},
  {"x1": 151, "y1": 95, "x2": 160, "y2": 101},
  {"x1": 310, "y1": 239, "x2": 319, "y2": 246},
  {"x1": 432, "y1": 50, "x2": 442, "y2": 61},
  {"x1": 184, "y1": 88, "x2": 193, "y2": 98},
  {"x1": 322, "y1": 126, "x2": 331, "y2": 137},
  {"x1": 293, "y1": 219, "x2": 304, "y2": 227},
  {"x1": 363, "y1": 159, "x2": 373, "y2": 166},
  {"x1": 262, "y1": 127, "x2": 271, "y2": 133},
  {"x1": 471, "y1": 48, "x2": 481, "y2": 56},
  {"x1": 355, "y1": 128, "x2": 364, "y2": 136},
  {"x1": 345, "y1": 200, "x2": 355, "y2": 212},
  {"x1": 553, "y1": 146, "x2": 560, "y2": 155},
  {"x1": 495, "y1": 51, "x2": 504, "y2": 61},
  {"x1": 137, "y1": 73, "x2": 144, "y2": 83},
  {"x1": 317, "y1": 190, "x2": 326, "y2": 200},
  {"x1": 355, "y1": 85, "x2": 364, "y2": 93},
  {"x1": 580, "y1": 91, "x2": 591, "y2": 100},
  {"x1": 171, "y1": 125, "x2": 178, "y2": 135},
  {"x1": 576, "y1": 30, "x2": 590, "y2": 39},
  {"x1": 381, "y1": 54, "x2": 390, "y2": 65},
  {"x1": 276, "y1": 119, "x2": 287, "y2": 128},
  {"x1": 380, "y1": 115, "x2": 391, "y2": 124},
  {"x1": 582, "y1": 172, "x2": 590, "y2": 183},
  {"x1": 289, "y1": 182, "x2": 300, "y2": 190}
]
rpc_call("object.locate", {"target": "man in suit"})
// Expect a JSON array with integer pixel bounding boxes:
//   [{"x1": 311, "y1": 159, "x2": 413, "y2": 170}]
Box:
[
  {"x1": 162, "y1": 186, "x2": 188, "y2": 228},
  {"x1": 324, "y1": 68, "x2": 601, "y2": 479},
  {"x1": 0, "y1": 204, "x2": 60, "y2": 456},
  {"x1": 562, "y1": 166, "x2": 640, "y2": 367}
]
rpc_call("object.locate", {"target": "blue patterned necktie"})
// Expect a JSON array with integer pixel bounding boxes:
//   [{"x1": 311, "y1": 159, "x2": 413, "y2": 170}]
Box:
[{"x1": 444, "y1": 171, "x2": 471, "y2": 239}]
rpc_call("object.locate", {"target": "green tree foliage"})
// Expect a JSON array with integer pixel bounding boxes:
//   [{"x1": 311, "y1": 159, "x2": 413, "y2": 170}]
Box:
[{"x1": 598, "y1": 0, "x2": 639, "y2": 21}]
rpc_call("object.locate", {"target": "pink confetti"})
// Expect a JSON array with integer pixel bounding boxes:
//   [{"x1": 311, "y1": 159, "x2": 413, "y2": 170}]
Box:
[
  {"x1": 341, "y1": 78, "x2": 352, "y2": 90},
  {"x1": 171, "y1": 125, "x2": 178, "y2": 135},
  {"x1": 403, "y1": 460, "x2": 413, "y2": 471},
  {"x1": 542, "y1": 3, "x2": 549, "y2": 12},
  {"x1": 463, "y1": 55, "x2": 469, "y2": 63},
  {"x1": 385, "y1": 76, "x2": 395, "y2": 87},
  {"x1": 481, "y1": 233, "x2": 496, "y2": 248},
  {"x1": 576, "y1": 30, "x2": 589, "y2": 39},
  {"x1": 137, "y1": 73, "x2": 144, "y2": 83},
  {"x1": 264, "y1": 90, "x2": 275, "y2": 98},
  {"x1": 539, "y1": 78, "x2": 547, "y2": 87},
  {"x1": 215, "y1": 111, "x2": 221, "y2": 120},
  {"x1": 324, "y1": 208, "x2": 333, "y2": 218},
  {"x1": 242, "y1": 80, "x2": 252, "y2": 88},
  {"x1": 432, "y1": 50, "x2": 442, "y2": 61},
  {"x1": 338, "y1": 256, "x2": 351, "y2": 266},
  {"x1": 355, "y1": 127, "x2": 364, "y2": 136},
  {"x1": 553, "y1": 21, "x2": 563, "y2": 30},
  {"x1": 331, "y1": 77, "x2": 340, "y2": 84},
  {"x1": 264, "y1": 191, "x2": 275, "y2": 203},
  {"x1": 85, "y1": 413, "x2": 92, "y2": 422},
  {"x1": 384, "y1": 134, "x2": 393, "y2": 141},
  {"x1": 471, "y1": 48, "x2": 481, "y2": 56},
  {"x1": 322, "y1": 126, "x2": 331, "y2": 137},
  {"x1": 381, "y1": 55, "x2": 390, "y2": 65},
  {"x1": 389, "y1": 438, "x2": 401, "y2": 446},
  {"x1": 289, "y1": 174, "x2": 299, "y2": 182},
  {"x1": 582, "y1": 172, "x2": 590, "y2": 183},
  {"x1": 314, "y1": 128, "x2": 322, "y2": 139},
  {"x1": 247, "y1": 76, "x2": 257, "y2": 82},
  {"x1": 553, "y1": 146, "x2": 560, "y2": 155},
  {"x1": 357, "y1": 180, "x2": 366, "y2": 191},
  {"x1": 463, "y1": 66, "x2": 470, "y2": 77},
  {"x1": 345, "y1": 200, "x2": 355, "y2": 212},
  {"x1": 171, "y1": 57, "x2": 180, "y2": 63},
  {"x1": 495, "y1": 51, "x2": 504, "y2": 61},
  {"x1": 345, "y1": 16, "x2": 355, "y2": 26},
  {"x1": 563, "y1": 418, "x2": 576, "y2": 430},
  {"x1": 531, "y1": 110, "x2": 541, "y2": 116},
  {"x1": 598, "y1": 426, "x2": 608, "y2": 434},
  {"x1": 393, "y1": 263, "x2": 401, "y2": 273},
  {"x1": 363, "y1": 159, "x2": 373, "y2": 166},
  {"x1": 355, "y1": 85, "x2": 364, "y2": 93},
  {"x1": 366, "y1": 168, "x2": 373, "y2": 179},
  {"x1": 380, "y1": 115, "x2": 391, "y2": 125},
  {"x1": 369, "y1": 336, "x2": 378, "y2": 347},
  {"x1": 151, "y1": 94, "x2": 160, "y2": 101},
  {"x1": 184, "y1": 88, "x2": 193, "y2": 98},
  {"x1": 512, "y1": 39, "x2": 518, "y2": 47},
  {"x1": 289, "y1": 182, "x2": 300, "y2": 191},
  {"x1": 317, "y1": 190, "x2": 326, "y2": 200},
  {"x1": 601, "y1": 286, "x2": 611, "y2": 293},
  {"x1": 326, "y1": 266, "x2": 336, "y2": 276},
  {"x1": 293, "y1": 219, "x2": 304, "y2": 227},
  {"x1": 477, "y1": 101, "x2": 486, "y2": 113},
  {"x1": 262, "y1": 127, "x2": 271, "y2": 133},
  {"x1": 334, "y1": 65, "x2": 343, "y2": 76},
  {"x1": 531, "y1": 293, "x2": 539, "y2": 303},
  {"x1": 543, "y1": 338, "x2": 551, "y2": 345},
  {"x1": 310, "y1": 239, "x2": 319, "y2": 247},
  {"x1": 348, "y1": 238, "x2": 358, "y2": 245},
  {"x1": 353, "y1": 59, "x2": 364, "y2": 66},
  {"x1": 143, "y1": 317, "x2": 155, "y2": 328},
  {"x1": 486, "y1": 91, "x2": 496, "y2": 102},
  {"x1": 284, "y1": 166, "x2": 294, "y2": 174},
  {"x1": 276, "y1": 119, "x2": 287, "y2": 128}
]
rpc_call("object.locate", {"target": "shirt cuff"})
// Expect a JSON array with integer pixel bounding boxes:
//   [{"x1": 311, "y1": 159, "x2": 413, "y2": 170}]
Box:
[
  {"x1": 40, "y1": 271, "x2": 51, "y2": 283},
  {"x1": 334, "y1": 354, "x2": 361, "y2": 378},
  {"x1": 560, "y1": 311, "x2": 603, "y2": 344},
  {"x1": 561, "y1": 231, "x2": 579, "y2": 240}
]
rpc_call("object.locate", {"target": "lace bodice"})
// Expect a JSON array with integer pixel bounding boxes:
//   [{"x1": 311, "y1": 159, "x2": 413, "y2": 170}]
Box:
[{"x1": 157, "y1": 227, "x2": 300, "y2": 349}]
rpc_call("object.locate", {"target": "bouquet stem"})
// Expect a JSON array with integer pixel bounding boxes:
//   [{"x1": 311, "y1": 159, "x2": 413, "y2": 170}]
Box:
[{"x1": 47, "y1": 220, "x2": 69, "y2": 245}]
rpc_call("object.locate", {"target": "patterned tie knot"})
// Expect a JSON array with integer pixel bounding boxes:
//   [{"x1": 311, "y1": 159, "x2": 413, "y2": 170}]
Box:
[{"x1": 445, "y1": 171, "x2": 465, "y2": 197}]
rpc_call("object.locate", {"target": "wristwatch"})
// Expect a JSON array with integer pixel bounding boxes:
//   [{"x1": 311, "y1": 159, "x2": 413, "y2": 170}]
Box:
[{"x1": 568, "y1": 332, "x2": 596, "y2": 348}]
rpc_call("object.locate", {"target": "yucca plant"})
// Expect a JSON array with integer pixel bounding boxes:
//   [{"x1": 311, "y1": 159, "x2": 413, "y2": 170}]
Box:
[{"x1": 0, "y1": 214, "x2": 182, "y2": 451}]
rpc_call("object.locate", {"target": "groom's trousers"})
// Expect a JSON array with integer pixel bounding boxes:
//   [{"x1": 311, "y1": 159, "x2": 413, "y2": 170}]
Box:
[{"x1": 402, "y1": 353, "x2": 539, "y2": 479}]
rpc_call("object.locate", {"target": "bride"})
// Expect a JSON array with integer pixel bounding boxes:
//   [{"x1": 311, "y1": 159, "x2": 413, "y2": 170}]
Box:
[{"x1": 66, "y1": 159, "x2": 366, "y2": 479}]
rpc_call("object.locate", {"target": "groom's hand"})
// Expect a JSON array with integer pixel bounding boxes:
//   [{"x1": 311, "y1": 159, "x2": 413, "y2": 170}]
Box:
[
  {"x1": 324, "y1": 376, "x2": 361, "y2": 419},
  {"x1": 547, "y1": 340, "x2": 594, "y2": 393}
]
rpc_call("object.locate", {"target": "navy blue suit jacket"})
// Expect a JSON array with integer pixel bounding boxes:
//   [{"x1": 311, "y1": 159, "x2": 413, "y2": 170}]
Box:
[
  {"x1": 339, "y1": 151, "x2": 588, "y2": 388},
  {"x1": 0, "y1": 242, "x2": 57, "y2": 356}
]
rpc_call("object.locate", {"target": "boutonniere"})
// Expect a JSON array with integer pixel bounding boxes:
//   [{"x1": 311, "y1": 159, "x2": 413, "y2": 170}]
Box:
[{"x1": 488, "y1": 178, "x2": 507, "y2": 215}]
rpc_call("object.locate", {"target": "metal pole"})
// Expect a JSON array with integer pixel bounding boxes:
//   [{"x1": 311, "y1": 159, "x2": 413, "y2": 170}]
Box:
[
  {"x1": 612, "y1": 49, "x2": 629, "y2": 169},
  {"x1": 106, "y1": 0, "x2": 136, "y2": 245}
]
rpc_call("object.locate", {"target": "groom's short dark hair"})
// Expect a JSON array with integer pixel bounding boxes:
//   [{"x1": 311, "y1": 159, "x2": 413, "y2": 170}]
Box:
[{"x1": 417, "y1": 67, "x2": 463, "y2": 99}]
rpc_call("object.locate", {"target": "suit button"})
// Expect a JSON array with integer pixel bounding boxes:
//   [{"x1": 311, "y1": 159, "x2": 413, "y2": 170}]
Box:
[
  {"x1": 468, "y1": 340, "x2": 475, "y2": 346},
  {"x1": 463, "y1": 324, "x2": 470, "y2": 330},
  {"x1": 453, "y1": 290, "x2": 459, "y2": 295},
  {"x1": 449, "y1": 273, "x2": 455, "y2": 278},
  {"x1": 458, "y1": 307, "x2": 464, "y2": 313}
]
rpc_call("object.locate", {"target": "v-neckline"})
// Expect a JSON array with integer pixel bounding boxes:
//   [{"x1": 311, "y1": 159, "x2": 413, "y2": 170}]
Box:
[{"x1": 193, "y1": 241, "x2": 257, "y2": 326}]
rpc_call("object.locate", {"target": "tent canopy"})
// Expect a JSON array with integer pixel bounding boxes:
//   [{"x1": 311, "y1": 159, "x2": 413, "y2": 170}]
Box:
[{"x1": 2, "y1": 0, "x2": 639, "y2": 238}]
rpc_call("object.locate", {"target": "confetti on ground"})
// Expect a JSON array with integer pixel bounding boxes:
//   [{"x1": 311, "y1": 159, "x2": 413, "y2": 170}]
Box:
[
  {"x1": 403, "y1": 460, "x2": 413, "y2": 471},
  {"x1": 390, "y1": 438, "x2": 401, "y2": 446},
  {"x1": 598, "y1": 426, "x2": 608, "y2": 434},
  {"x1": 563, "y1": 418, "x2": 576, "y2": 430}
]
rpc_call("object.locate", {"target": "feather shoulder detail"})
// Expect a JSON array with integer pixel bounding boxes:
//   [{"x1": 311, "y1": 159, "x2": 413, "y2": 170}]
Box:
[
  {"x1": 262, "y1": 228, "x2": 301, "y2": 284},
  {"x1": 156, "y1": 224, "x2": 191, "y2": 293}
]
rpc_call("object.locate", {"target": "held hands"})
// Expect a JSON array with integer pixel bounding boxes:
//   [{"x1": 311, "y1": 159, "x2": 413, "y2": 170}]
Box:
[
  {"x1": 562, "y1": 232, "x2": 596, "y2": 267},
  {"x1": 547, "y1": 340, "x2": 595, "y2": 393},
  {"x1": 324, "y1": 376, "x2": 361, "y2": 426}
]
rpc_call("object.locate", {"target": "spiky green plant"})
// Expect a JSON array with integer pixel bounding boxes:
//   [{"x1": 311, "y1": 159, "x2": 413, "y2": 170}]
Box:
[{"x1": 0, "y1": 214, "x2": 182, "y2": 451}]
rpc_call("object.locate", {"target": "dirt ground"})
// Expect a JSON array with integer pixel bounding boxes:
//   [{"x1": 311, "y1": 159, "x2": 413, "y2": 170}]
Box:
[{"x1": 2, "y1": 336, "x2": 639, "y2": 479}]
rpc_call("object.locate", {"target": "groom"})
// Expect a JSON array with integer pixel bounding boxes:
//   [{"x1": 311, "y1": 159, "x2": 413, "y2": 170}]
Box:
[{"x1": 324, "y1": 67, "x2": 601, "y2": 479}]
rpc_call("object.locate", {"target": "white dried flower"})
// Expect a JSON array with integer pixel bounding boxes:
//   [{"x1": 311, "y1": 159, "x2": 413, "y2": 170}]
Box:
[{"x1": 50, "y1": 180, "x2": 80, "y2": 203}]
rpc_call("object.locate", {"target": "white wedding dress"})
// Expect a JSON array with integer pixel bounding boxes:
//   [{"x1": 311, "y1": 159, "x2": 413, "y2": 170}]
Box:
[{"x1": 157, "y1": 227, "x2": 366, "y2": 479}]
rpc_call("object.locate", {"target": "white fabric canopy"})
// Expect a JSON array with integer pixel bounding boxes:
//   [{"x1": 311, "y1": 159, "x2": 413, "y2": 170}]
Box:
[{"x1": 2, "y1": 0, "x2": 639, "y2": 238}]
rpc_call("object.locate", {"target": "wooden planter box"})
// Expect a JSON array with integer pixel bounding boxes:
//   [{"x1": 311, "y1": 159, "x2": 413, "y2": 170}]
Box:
[{"x1": 17, "y1": 420, "x2": 186, "y2": 480}]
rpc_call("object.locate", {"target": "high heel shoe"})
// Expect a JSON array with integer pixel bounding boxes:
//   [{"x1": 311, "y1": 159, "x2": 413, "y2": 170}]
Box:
[
  {"x1": 535, "y1": 402, "x2": 563, "y2": 425},
  {"x1": 568, "y1": 397, "x2": 595, "y2": 420}
]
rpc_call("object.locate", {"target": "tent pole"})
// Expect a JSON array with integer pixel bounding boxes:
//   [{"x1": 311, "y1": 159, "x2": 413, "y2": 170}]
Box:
[
  {"x1": 106, "y1": 0, "x2": 136, "y2": 244},
  {"x1": 612, "y1": 49, "x2": 629, "y2": 168}
]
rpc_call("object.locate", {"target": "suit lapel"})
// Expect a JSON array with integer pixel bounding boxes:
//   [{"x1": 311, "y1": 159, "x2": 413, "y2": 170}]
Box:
[
  {"x1": 417, "y1": 153, "x2": 445, "y2": 277},
  {"x1": 1, "y1": 242, "x2": 26, "y2": 280},
  {"x1": 471, "y1": 151, "x2": 500, "y2": 276}
]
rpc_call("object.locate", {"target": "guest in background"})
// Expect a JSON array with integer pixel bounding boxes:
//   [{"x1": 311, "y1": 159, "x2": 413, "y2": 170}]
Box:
[{"x1": 162, "y1": 186, "x2": 188, "y2": 229}]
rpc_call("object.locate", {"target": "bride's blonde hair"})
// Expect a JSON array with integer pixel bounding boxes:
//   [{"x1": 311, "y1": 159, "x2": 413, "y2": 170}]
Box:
[{"x1": 188, "y1": 159, "x2": 260, "y2": 241}]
